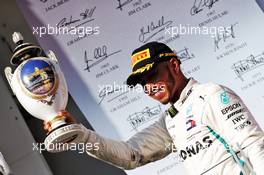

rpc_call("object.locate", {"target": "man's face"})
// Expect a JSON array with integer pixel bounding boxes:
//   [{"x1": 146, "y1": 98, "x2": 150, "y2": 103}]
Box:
[{"x1": 140, "y1": 61, "x2": 177, "y2": 104}]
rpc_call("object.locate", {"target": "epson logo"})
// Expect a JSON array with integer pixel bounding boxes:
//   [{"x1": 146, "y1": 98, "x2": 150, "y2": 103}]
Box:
[{"x1": 221, "y1": 102, "x2": 241, "y2": 115}]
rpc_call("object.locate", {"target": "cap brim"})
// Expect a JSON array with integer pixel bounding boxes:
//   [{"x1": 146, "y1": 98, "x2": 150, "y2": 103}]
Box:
[
  {"x1": 126, "y1": 72, "x2": 142, "y2": 87},
  {"x1": 126, "y1": 62, "x2": 156, "y2": 87}
]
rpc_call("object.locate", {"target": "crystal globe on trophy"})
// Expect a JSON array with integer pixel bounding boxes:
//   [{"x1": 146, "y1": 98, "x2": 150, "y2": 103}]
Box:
[{"x1": 4, "y1": 32, "x2": 86, "y2": 152}]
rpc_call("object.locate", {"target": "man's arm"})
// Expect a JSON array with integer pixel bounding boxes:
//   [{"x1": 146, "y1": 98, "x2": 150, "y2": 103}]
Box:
[
  {"x1": 203, "y1": 86, "x2": 264, "y2": 174},
  {"x1": 82, "y1": 114, "x2": 173, "y2": 170}
]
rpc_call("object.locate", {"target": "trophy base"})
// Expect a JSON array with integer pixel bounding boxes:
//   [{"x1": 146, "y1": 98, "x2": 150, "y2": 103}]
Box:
[{"x1": 44, "y1": 124, "x2": 86, "y2": 153}]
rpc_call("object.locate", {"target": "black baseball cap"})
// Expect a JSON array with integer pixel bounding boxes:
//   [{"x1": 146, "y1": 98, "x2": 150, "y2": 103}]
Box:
[{"x1": 126, "y1": 42, "x2": 178, "y2": 86}]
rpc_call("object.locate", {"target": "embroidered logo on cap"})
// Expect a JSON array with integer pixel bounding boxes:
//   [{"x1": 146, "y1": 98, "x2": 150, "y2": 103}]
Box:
[
  {"x1": 130, "y1": 63, "x2": 154, "y2": 75},
  {"x1": 131, "y1": 48, "x2": 150, "y2": 68}
]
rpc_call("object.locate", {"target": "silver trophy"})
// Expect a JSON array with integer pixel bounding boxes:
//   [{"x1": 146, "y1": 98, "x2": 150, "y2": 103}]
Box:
[{"x1": 4, "y1": 32, "x2": 86, "y2": 152}]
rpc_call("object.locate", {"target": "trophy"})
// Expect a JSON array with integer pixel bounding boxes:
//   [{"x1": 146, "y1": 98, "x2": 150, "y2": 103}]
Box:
[{"x1": 4, "y1": 32, "x2": 86, "y2": 152}]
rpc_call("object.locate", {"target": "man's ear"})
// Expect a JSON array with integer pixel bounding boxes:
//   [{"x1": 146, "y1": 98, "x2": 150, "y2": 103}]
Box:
[{"x1": 169, "y1": 58, "x2": 181, "y2": 74}]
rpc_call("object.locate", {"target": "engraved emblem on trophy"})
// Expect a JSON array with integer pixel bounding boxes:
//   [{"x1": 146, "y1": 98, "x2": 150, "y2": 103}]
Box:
[{"x1": 4, "y1": 32, "x2": 86, "y2": 152}]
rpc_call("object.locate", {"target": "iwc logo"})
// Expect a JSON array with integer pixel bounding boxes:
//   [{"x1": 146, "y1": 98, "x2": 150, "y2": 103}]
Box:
[{"x1": 19, "y1": 59, "x2": 58, "y2": 103}]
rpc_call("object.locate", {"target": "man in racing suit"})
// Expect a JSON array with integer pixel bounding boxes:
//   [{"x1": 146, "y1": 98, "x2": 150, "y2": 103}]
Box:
[{"x1": 45, "y1": 42, "x2": 264, "y2": 175}]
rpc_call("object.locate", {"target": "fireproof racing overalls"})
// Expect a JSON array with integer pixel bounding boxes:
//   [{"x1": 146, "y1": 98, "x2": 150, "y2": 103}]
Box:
[{"x1": 82, "y1": 78, "x2": 264, "y2": 175}]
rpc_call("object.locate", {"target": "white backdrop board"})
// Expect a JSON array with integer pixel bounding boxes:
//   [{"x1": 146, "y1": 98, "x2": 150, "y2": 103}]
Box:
[{"x1": 17, "y1": 0, "x2": 264, "y2": 174}]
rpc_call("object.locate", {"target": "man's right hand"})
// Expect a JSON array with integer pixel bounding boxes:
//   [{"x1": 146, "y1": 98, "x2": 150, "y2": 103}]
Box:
[{"x1": 43, "y1": 110, "x2": 77, "y2": 133}]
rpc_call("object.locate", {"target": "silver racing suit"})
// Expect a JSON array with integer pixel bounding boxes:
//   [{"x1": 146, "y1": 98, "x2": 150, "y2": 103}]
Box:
[{"x1": 82, "y1": 78, "x2": 264, "y2": 175}]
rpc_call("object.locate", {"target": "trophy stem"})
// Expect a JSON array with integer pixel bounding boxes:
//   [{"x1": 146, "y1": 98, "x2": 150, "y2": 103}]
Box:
[
  {"x1": 51, "y1": 120, "x2": 67, "y2": 130},
  {"x1": 46, "y1": 114, "x2": 67, "y2": 135}
]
